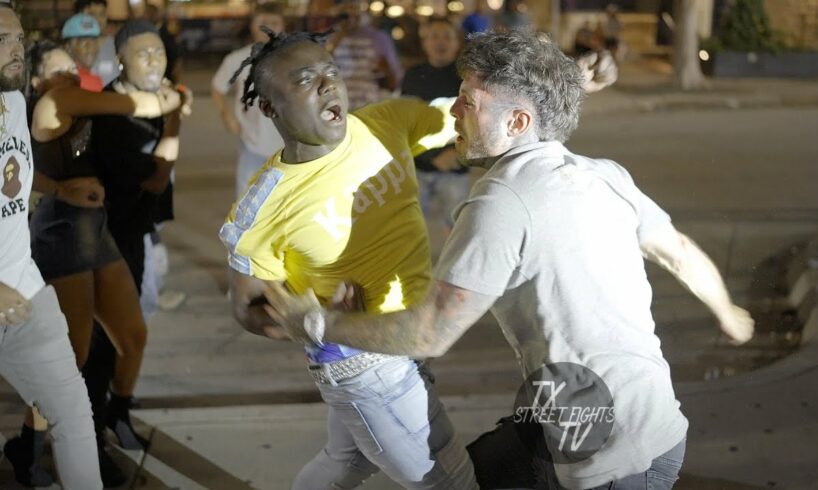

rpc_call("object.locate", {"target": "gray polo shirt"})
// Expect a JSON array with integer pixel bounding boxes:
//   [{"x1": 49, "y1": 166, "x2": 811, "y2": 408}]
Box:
[{"x1": 435, "y1": 141, "x2": 688, "y2": 488}]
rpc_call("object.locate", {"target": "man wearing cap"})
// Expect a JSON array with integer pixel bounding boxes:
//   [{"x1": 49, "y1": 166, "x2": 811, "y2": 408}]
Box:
[
  {"x1": 62, "y1": 13, "x2": 104, "y2": 92},
  {"x1": 76, "y1": 0, "x2": 120, "y2": 86}
]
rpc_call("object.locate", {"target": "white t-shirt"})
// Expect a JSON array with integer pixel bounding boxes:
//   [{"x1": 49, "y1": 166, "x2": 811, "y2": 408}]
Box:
[
  {"x1": 0, "y1": 91, "x2": 45, "y2": 300},
  {"x1": 212, "y1": 44, "x2": 284, "y2": 158},
  {"x1": 436, "y1": 141, "x2": 688, "y2": 489}
]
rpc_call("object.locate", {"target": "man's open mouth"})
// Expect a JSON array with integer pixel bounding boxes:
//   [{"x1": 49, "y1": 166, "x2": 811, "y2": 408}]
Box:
[{"x1": 321, "y1": 104, "x2": 343, "y2": 123}]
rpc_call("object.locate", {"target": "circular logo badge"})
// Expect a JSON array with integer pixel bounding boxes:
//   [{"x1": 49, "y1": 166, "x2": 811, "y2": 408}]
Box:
[{"x1": 512, "y1": 362, "x2": 615, "y2": 464}]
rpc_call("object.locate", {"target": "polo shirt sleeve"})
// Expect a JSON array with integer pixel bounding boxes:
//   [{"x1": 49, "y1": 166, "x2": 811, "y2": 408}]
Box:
[
  {"x1": 635, "y1": 190, "x2": 672, "y2": 244},
  {"x1": 603, "y1": 158, "x2": 673, "y2": 244},
  {"x1": 219, "y1": 168, "x2": 288, "y2": 281},
  {"x1": 434, "y1": 180, "x2": 528, "y2": 296}
]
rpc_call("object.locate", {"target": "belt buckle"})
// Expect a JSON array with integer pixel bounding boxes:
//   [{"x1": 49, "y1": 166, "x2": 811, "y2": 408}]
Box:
[{"x1": 309, "y1": 353, "x2": 387, "y2": 384}]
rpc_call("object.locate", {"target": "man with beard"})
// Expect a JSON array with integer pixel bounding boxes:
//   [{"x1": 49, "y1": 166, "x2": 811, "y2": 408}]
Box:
[
  {"x1": 266, "y1": 30, "x2": 755, "y2": 490},
  {"x1": 81, "y1": 19, "x2": 182, "y2": 485},
  {"x1": 0, "y1": 4, "x2": 102, "y2": 488}
]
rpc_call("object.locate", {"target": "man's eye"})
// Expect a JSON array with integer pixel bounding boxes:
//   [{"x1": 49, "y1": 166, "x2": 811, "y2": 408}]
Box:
[{"x1": 298, "y1": 77, "x2": 312, "y2": 85}]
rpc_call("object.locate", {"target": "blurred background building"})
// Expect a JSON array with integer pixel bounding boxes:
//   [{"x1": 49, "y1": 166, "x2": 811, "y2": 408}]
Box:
[{"x1": 18, "y1": 0, "x2": 818, "y2": 64}]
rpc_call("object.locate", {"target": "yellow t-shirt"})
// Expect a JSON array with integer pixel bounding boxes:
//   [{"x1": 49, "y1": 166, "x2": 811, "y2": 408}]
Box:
[{"x1": 221, "y1": 97, "x2": 455, "y2": 319}]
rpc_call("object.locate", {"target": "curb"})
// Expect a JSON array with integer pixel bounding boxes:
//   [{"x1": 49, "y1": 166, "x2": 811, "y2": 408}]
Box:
[{"x1": 584, "y1": 92, "x2": 818, "y2": 116}]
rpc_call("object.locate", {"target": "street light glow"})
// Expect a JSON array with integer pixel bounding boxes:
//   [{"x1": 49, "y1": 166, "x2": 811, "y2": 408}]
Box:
[
  {"x1": 386, "y1": 5, "x2": 405, "y2": 17},
  {"x1": 487, "y1": 0, "x2": 504, "y2": 9},
  {"x1": 416, "y1": 5, "x2": 435, "y2": 16},
  {"x1": 448, "y1": 1, "x2": 464, "y2": 12},
  {"x1": 370, "y1": 1, "x2": 385, "y2": 13},
  {"x1": 392, "y1": 26, "x2": 405, "y2": 40},
  {"x1": 699, "y1": 50, "x2": 710, "y2": 61}
]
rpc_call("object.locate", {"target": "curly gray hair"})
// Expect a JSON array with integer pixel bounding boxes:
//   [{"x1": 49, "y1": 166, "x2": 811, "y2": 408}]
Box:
[{"x1": 457, "y1": 30, "x2": 585, "y2": 143}]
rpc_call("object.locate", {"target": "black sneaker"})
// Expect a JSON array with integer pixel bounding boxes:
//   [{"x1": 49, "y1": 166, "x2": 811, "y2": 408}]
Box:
[
  {"x1": 98, "y1": 448, "x2": 127, "y2": 488},
  {"x1": 2, "y1": 436, "x2": 54, "y2": 488},
  {"x1": 106, "y1": 414, "x2": 150, "y2": 451}
]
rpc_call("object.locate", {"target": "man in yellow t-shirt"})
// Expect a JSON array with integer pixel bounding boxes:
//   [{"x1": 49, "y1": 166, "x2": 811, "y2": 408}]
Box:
[{"x1": 219, "y1": 31, "x2": 477, "y2": 489}]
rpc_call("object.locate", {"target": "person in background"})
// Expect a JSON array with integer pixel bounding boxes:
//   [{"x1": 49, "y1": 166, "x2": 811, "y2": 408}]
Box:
[
  {"x1": 76, "y1": 0, "x2": 120, "y2": 86},
  {"x1": 574, "y1": 20, "x2": 601, "y2": 55},
  {"x1": 82, "y1": 19, "x2": 184, "y2": 486},
  {"x1": 0, "y1": 6, "x2": 103, "y2": 489},
  {"x1": 328, "y1": 0, "x2": 402, "y2": 110},
  {"x1": 495, "y1": 0, "x2": 532, "y2": 31},
  {"x1": 144, "y1": 1, "x2": 186, "y2": 317},
  {"x1": 401, "y1": 17, "x2": 468, "y2": 239},
  {"x1": 603, "y1": 3, "x2": 625, "y2": 60},
  {"x1": 212, "y1": 1, "x2": 286, "y2": 198},
  {"x1": 462, "y1": 0, "x2": 492, "y2": 35},
  {"x1": 61, "y1": 13, "x2": 104, "y2": 92},
  {"x1": 145, "y1": 2, "x2": 181, "y2": 83}
]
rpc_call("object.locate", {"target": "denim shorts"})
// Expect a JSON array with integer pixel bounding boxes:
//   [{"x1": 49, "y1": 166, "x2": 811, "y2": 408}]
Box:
[{"x1": 30, "y1": 196, "x2": 122, "y2": 280}]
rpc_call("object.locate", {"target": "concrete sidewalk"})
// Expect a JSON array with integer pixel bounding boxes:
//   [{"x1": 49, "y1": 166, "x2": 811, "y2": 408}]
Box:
[{"x1": 583, "y1": 58, "x2": 818, "y2": 116}]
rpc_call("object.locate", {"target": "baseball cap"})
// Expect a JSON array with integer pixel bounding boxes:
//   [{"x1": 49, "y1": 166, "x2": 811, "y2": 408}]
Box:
[{"x1": 62, "y1": 13, "x2": 101, "y2": 39}]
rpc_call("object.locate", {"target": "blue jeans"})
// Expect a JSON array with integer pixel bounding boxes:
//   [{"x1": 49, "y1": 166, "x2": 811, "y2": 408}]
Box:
[{"x1": 292, "y1": 357, "x2": 477, "y2": 490}]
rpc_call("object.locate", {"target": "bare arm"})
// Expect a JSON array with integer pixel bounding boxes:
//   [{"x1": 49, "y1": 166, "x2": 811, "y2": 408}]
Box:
[
  {"x1": 264, "y1": 280, "x2": 497, "y2": 358},
  {"x1": 31, "y1": 86, "x2": 181, "y2": 142},
  {"x1": 211, "y1": 84, "x2": 240, "y2": 135},
  {"x1": 640, "y1": 224, "x2": 754, "y2": 344},
  {"x1": 142, "y1": 111, "x2": 181, "y2": 194}
]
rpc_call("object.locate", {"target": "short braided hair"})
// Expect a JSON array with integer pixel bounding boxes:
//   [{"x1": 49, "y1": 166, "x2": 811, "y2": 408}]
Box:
[{"x1": 230, "y1": 26, "x2": 331, "y2": 109}]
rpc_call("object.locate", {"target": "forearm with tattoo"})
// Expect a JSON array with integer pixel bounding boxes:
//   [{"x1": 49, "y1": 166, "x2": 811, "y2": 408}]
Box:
[{"x1": 323, "y1": 282, "x2": 497, "y2": 357}]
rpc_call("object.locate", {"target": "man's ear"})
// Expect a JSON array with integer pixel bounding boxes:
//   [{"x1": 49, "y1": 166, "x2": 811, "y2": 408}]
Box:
[
  {"x1": 507, "y1": 108, "x2": 534, "y2": 137},
  {"x1": 259, "y1": 97, "x2": 276, "y2": 119}
]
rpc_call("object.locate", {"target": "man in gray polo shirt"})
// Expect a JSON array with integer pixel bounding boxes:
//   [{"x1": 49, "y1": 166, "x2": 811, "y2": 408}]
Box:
[{"x1": 264, "y1": 30, "x2": 754, "y2": 489}]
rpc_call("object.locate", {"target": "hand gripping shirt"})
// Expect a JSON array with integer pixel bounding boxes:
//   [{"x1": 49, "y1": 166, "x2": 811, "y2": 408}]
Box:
[{"x1": 221, "y1": 98, "x2": 455, "y2": 363}]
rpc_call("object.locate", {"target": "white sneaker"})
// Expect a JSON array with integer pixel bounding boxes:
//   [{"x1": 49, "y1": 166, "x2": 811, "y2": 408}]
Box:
[{"x1": 158, "y1": 290, "x2": 186, "y2": 311}]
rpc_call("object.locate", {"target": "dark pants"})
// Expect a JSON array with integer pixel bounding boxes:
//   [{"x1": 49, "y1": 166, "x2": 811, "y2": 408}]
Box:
[
  {"x1": 468, "y1": 416, "x2": 685, "y2": 490},
  {"x1": 82, "y1": 229, "x2": 146, "y2": 440}
]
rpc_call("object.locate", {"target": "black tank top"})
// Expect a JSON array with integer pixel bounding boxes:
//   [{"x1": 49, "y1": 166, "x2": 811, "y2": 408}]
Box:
[{"x1": 32, "y1": 118, "x2": 96, "y2": 180}]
